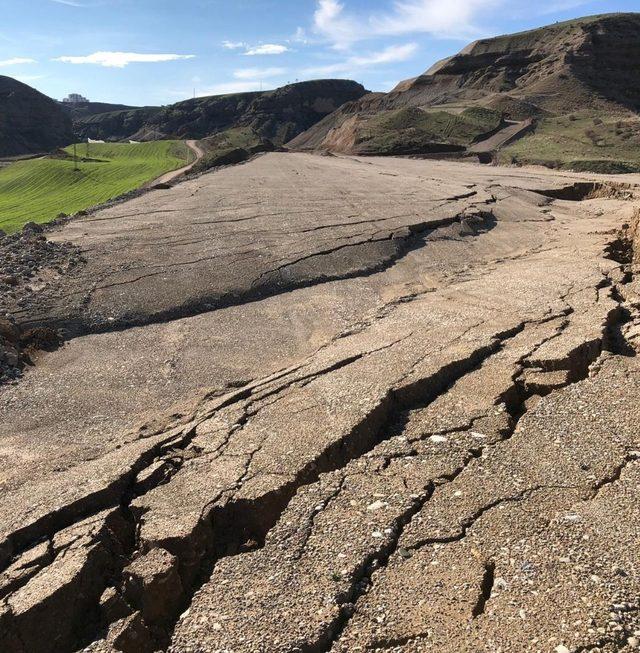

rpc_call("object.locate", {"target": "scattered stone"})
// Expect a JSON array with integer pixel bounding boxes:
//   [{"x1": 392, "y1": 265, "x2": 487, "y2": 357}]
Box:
[
  {"x1": 107, "y1": 612, "x2": 155, "y2": 653},
  {"x1": 430, "y1": 435, "x2": 448, "y2": 444},
  {"x1": 100, "y1": 587, "x2": 133, "y2": 624},
  {"x1": 0, "y1": 227, "x2": 84, "y2": 382}
]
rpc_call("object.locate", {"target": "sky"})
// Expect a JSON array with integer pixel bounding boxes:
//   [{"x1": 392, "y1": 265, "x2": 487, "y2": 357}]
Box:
[{"x1": 0, "y1": 0, "x2": 637, "y2": 106}]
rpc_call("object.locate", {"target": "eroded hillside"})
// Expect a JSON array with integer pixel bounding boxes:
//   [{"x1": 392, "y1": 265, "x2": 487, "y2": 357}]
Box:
[
  {"x1": 73, "y1": 79, "x2": 367, "y2": 145},
  {"x1": 290, "y1": 13, "x2": 640, "y2": 172}
]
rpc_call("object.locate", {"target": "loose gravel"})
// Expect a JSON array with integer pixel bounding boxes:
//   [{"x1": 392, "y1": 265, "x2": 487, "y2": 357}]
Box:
[{"x1": 0, "y1": 221, "x2": 84, "y2": 383}]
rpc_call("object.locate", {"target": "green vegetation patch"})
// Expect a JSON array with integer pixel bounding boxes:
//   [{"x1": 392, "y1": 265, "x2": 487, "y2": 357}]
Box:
[
  {"x1": 355, "y1": 106, "x2": 503, "y2": 154},
  {"x1": 193, "y1": 128, "x2": 272, "y2": 174},
  {"x1": 0, "y1": 140, "x2": 192, "y2": 233},
  {"x1": 199, "y1": 127, "x2": 262, "y2": 153},
  {"x1": 500, "y1": 113, "x2": 640, "y2": 172}
]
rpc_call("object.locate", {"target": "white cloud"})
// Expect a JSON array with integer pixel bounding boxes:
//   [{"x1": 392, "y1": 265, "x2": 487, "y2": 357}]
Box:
[
  {"x1": 303, "y1": 42, "x2": 418, "y2": 75},
  {"x1": 314, "y1": 0, "x2": 357, "y2": 49},
  {"x1": 53, "y1": 51, "x2": 195, "y2": 68},
  {"x1": 243, "y1": 44, "x2": 290, "y2": 56},
  {"x1": 222, "y1": 40, "x2": 246, "y2": 50},
  {"x1": 292, "y1": 27, "x2": 309, "y2": 43},
  {"x1": 233, "y1": 67, "x2": 287, "y2": 80},
  {"x1": 313, "y1": 0, "x2": 500, "y2": 47},
  {"x1": 0, "y1": 57, "x2": 37, "y2": 67}
]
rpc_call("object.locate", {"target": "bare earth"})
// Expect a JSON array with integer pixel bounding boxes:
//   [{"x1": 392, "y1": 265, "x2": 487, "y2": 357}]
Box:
[{"x1": 0, "y1": 153, "x2": 639, "y2": 653}]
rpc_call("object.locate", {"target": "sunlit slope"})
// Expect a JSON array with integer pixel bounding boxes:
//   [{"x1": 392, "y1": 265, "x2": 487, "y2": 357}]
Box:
[{"x1": 0, "y1": 140, "x2": 192, "y2": 233}]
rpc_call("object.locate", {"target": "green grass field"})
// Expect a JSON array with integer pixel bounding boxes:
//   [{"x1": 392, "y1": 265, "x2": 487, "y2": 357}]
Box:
[
  {"x1": 0, "y1": 140, "x2": 193, "y2": 233},
  {"x1": 499, "y1": 113, "x2": 640, "y2": 173},
  {"x1": 354, "y1": 106, "x2": 503, "y2": 155}
]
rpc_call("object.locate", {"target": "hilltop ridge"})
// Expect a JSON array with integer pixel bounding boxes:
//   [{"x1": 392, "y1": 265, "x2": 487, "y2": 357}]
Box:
[
  {"x1": 73, "y1": 79, "x2": 368, "y2": 145},
  {"x1": 290, "y1": 13, "x2": 640, "y2": 171}
]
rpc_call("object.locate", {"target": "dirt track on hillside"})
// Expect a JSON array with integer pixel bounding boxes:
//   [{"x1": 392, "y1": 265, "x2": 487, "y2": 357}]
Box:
[
  {"x1": 0, "y1": 153, "x2": 639, "y2": 653},
  {"x1": 147, "y1": 139, "x2": 205, "y2": 187}
]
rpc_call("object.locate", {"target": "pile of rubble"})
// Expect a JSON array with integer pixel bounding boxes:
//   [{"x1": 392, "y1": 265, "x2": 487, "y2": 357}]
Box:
[{"x1": 0, "y1": 222, "x2": 84, "y2": 383}]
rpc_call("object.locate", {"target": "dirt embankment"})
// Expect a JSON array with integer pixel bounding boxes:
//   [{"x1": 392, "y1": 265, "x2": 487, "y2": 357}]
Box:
[{"x1": 0, "y1": 222, "x2": 83, "y2": 382}]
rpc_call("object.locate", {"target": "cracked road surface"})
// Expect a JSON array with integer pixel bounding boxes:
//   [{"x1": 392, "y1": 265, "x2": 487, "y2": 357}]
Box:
[{"x1": 0, "y1": 153, "x2": 639, "y2": 653}]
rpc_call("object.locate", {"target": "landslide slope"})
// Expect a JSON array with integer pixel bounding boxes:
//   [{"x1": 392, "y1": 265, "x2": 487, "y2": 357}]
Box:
[
  {"x1": 0, "y1": 76, "x2": 74, "y2": 157},
  {"x1": 74, "y1": 79, "x2": 367, "y2": 146},
  {"x1": 290, "y1": 13, "x2": 640, "y2": 166}
]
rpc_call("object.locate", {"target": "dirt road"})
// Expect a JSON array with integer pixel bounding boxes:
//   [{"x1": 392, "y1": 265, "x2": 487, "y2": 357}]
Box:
[
  {"x1": 146, "y1": 139, "x2": 204, "y2": 187},
  {"x1": 0, "y1": 154, "x2": 639, "y2": 653},
  {"x1": 468, "y1": 119, "x2": 534, "y2": 154}
]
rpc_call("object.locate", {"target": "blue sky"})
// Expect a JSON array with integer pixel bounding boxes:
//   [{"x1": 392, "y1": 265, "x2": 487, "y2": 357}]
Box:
[{"x1": 0, "y1": 0, "x2": 637, "y2": 106}]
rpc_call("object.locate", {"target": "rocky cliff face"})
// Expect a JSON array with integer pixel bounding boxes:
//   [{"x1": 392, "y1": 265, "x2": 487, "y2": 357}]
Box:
[
  {"x1": 389, "y1": 13, "x2": 640, "y2": 114},
  {"x1": 0, "y1": 76, "x2": 75, "y2": 156},
  {"x1": 73, "y1": 80, "x2": 367, "y2": 145}
]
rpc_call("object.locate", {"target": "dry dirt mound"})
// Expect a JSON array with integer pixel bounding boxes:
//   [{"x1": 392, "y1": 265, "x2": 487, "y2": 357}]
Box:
[{"x1": 0, "y1": 222, "x2": 83, "y2": 382}]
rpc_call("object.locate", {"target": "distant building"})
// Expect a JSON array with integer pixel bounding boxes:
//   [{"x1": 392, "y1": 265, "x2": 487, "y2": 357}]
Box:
[{"x1": 62, "y1": 93, "x2": 89, "y2": 104}]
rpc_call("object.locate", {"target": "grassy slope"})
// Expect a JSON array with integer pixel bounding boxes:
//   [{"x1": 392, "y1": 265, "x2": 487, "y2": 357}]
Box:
[
  {"x1": 0, "y1": 141, "x2": 191, "y2": 233},
  {"x1": 199, "y1": 127, "x2": 261, "y2": 152},
  {"x1": 355, "y1": 107, "x2": 502, "y2": 154},
  {"x1": 499, "y1": 113, "x2": 640, "y2": 173},
  {"x1": 191, "y1": 127, "x2": 263, "y2": 173}
]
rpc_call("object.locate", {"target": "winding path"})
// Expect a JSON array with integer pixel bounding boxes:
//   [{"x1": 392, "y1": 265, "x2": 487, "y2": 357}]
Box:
[{"x1": 147, "y1": 139, "x2": 205, "y2": 187}]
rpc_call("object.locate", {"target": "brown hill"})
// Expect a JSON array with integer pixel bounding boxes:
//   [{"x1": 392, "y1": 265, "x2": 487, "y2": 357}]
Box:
[
  {"x1": 73, "y1": 79, "x2": 367, "y2": 146},
  {"x1": 0, "y1": 76, "x2": 74, "y2": 157},
  {"x1": 59, "y1": 100, "x2": 140, "y2": 120},
  {"x1": 290, "y1": 13, "x2": 640, "y2": 163},
  {"x1": 387, "y1": 12, "x2": 640, "y2": 114}
]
